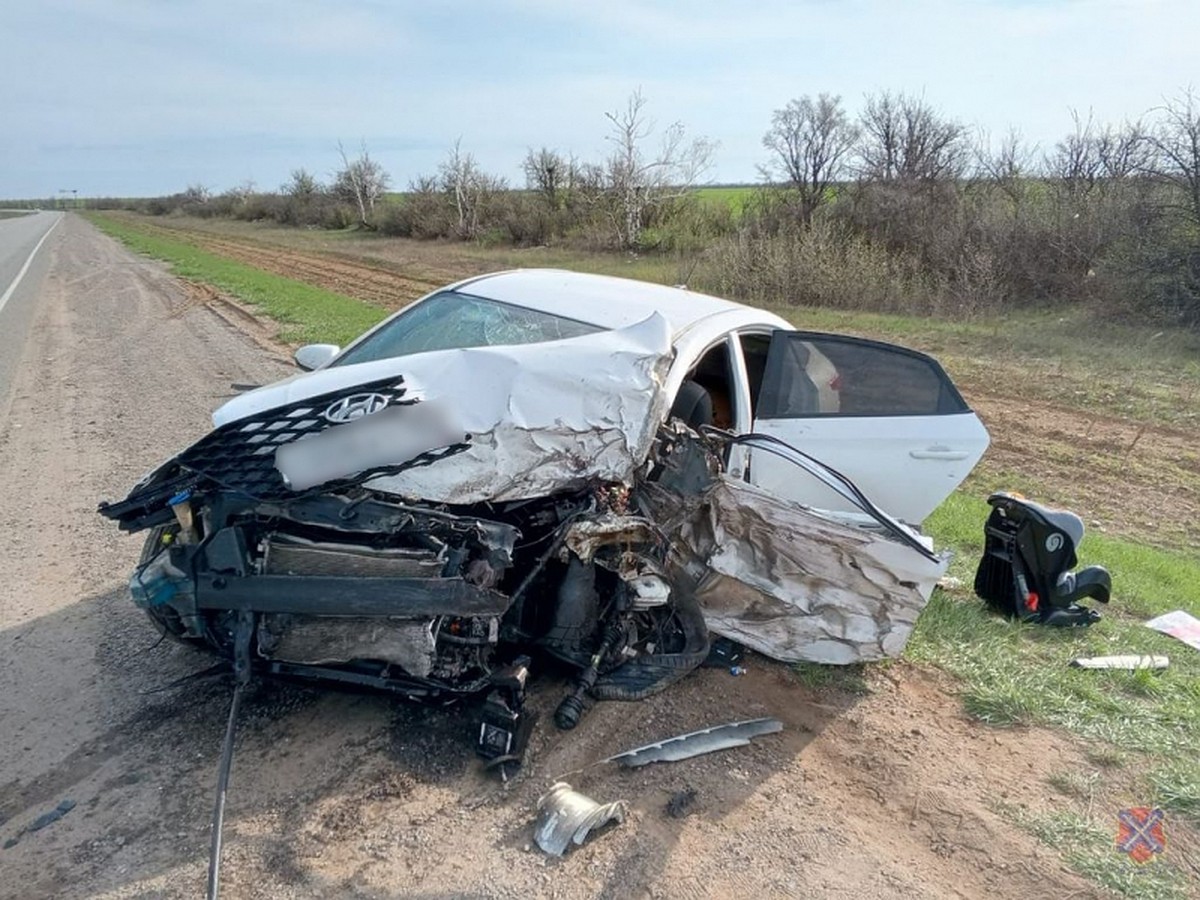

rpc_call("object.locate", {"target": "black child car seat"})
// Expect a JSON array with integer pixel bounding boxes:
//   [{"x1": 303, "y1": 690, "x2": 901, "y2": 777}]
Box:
[{"x1": 974, "y1": 492, "x2": 1112, "y2": 626}]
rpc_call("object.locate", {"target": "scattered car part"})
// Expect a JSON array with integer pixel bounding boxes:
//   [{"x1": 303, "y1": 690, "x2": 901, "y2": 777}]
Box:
[
  {"x1": 702, "y1": 636, "x2": 745, "y2": 668},
  {"x1": 1144, "y1": 610, "x2": 1200, "y2": 653},
  {"x1": 603, "y1": 717, "x2": 783, "y2": 768},
  {"x1": 1071, "y1": 655, "x2": 1169, "y2": 670},
  {"x1": 534, "y1": 782, "x2": 627, "y2": 857},
  {"x1": 974, "y1": 492, "x2": 1111, "y2": 626},
  {"x1": 1, "y1": 799, "x2": 77, "y2": 849},
  {"x1": 476, "y1": 656, "x2": 535, "y2": 779},
  {"x1": 27, "y1": 799, "x2": 76, "y2": 833},
  {"x1": 665, "y1": 788, "x2": 698, "y2": 819}
]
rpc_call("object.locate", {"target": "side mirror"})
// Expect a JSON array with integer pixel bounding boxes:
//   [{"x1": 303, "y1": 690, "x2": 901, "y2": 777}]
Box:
[{"x1": 294, "y1": 343, "x2": 340, "y2": 371}]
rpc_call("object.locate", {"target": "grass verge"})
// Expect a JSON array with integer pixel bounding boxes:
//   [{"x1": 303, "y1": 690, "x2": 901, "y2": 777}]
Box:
[
  {"x1": 911, "y1": 492, "x2": 1200, "y2": 892},
  {"x1": 84, "y1": 212, "x2": 387, "y2": 346},
  {"x1": 999, "y1": 805, "x2": 1191, "y2": 899}
]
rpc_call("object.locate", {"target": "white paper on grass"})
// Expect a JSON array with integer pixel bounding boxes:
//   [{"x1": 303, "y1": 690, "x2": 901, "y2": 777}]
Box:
[{"x1": 1144, "y1": 610, "x2": 1200, "y2": 653}]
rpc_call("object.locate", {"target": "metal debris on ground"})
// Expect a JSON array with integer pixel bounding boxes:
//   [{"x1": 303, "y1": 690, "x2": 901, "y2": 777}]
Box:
[
  {"x1": 534, "y1": 782, "x2": 627, "y2": 856},
  {"x1": 1071, "y1": 655, "x2": 1169, "y2": 670},
  {"x1": 604, "y1": 717, "x2": 783, "y2": 768}
]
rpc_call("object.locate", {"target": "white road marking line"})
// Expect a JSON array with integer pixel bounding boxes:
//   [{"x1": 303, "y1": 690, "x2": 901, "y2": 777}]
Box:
[{"x1": 0, "y1": 214, "x2": 63, "y2": 315}]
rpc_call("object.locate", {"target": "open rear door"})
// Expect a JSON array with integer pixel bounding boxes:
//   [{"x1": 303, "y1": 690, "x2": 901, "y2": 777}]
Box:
[{"x1": 747, "y1": 331, "x2": 989, "y2": 524}]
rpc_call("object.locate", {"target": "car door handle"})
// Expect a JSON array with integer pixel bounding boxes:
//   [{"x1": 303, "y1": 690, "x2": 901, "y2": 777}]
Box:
[{"x1": 910, "y1": 448, "x2": 970, "y2": 460}]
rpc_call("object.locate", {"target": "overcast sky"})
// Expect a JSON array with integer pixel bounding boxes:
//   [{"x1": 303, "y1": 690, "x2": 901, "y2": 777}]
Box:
[{"x1": 2, "y1": 0, "x2": 1197, "y2": 198}]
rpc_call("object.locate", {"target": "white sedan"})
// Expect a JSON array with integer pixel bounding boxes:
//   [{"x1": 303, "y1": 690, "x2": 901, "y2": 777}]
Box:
[{"x1": 101, "y1": 268, "x2": 988, "y2": 753}]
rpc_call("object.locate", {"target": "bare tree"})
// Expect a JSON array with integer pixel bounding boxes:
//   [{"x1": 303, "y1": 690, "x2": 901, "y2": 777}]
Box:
[
  {"x1": 440, "y1": 139, "x2": 506, "y2": 240},
  {"x1": 972, "y1": 128, "x2": 1037, "y2": 205},
  {"x1": 761, "y1": 94, "x2": 859, "y2": 222},
  {"x1": 858, "y1": 91, "x2": 967, "y2": 182},
  {"x1": 335, "y1": 141, "x2": 390, "y2": 227},
  {"x1": 182, "y1": 183, "x2": 210, "y2": 204},
  {"x1": 602, "y1": 89, "x2": 716, "y2": 249},
  {"x1": 1047, "y1": 110, "x2": 1105, "y2": 200},
  {"x1": 523, "y1": 147, "x2": 570, "y2": 210},
  {"x1": 1144, "y1": 87, "x2": 1200, "y2": 228}
]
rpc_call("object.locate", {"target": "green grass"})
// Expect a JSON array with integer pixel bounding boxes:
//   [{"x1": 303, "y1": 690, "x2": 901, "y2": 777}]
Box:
[
  {"x1": 694, "y1": 185, "x2": 757, "y2": 215},
  {"x1": 84, "y1": 212, "x2": 387, "y2": 346},
  {"x1": 1000, "y1": 805, "x2": 1190, "y2": 899},
  {"x1": 791, "y1": 661, "x2": 871, "y2": 694},
  {"x1": 909, "y1": 491, "x2": 1200, "y2": 756},
  {"x1": 907, "y1": 490, "x2": 1200, "y2": 889}
]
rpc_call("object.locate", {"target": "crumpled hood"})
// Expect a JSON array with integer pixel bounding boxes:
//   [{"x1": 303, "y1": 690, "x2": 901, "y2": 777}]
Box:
[{"x1": 214, "y1": 313, "x2": 674, "y2": 504}]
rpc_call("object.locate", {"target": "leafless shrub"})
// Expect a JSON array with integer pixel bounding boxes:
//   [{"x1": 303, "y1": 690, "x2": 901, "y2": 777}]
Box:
[
  {"x1": 697, "y1": 219, "x2": 942, "y2": 314},
  {"x1": 374, "y1": 175, "x2": 453, "y2": 239},
  {"x1": 334, "y1": 141, "x2": 390, "y2": 228},
  {"x1": 439, "y1": 139, "x2": 507, "y2": 241}
]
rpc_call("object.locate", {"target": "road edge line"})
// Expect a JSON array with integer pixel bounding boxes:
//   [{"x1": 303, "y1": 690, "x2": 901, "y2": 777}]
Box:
[{"x1": 0, "y1": 214, "x2": 63, "y2": 315}]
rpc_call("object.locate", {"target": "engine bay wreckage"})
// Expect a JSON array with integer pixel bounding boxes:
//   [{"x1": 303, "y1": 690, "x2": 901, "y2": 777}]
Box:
[{"x1": 99, "y1": 311, "x2": 974, "y2": 766}]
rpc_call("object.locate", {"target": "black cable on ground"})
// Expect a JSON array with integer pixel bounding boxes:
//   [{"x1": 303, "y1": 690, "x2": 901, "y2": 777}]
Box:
[{"x1": 206, "y1": 679, "x2": 245, "y2": 900}]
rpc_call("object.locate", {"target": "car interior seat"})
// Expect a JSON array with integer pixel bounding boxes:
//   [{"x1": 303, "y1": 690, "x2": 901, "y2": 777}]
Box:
[
  {"x1": 670, "y1": 379, "x2": 714, "y2": 430},
  {"x1": 974, "y1": 491, "x2": 1111, "y2": 626}
]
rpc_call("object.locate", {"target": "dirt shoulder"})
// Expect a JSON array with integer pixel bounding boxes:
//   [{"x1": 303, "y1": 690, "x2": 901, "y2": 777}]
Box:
[{"x1": 0, "y1": 215, "x2": 1187, "y2": 898}]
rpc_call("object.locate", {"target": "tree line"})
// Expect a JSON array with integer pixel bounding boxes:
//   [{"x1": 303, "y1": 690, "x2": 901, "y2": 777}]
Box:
[{"x1": 81, "y1": 88, "x2": 1200, "y2": 325}]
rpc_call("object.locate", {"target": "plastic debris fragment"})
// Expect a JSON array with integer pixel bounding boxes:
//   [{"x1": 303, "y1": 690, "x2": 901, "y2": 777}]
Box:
[
  {"x1": 534, "y1": 782, "x2": 627, "y2": 857},
  {"x1": 604, "y1": 717, "x2": 783, "y2": 768},
  {"x1": 1071, "y1": 655, "x2": 1169, "y2": 670}
]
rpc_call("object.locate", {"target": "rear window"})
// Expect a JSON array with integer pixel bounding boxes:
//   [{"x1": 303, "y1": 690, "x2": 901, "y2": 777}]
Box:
[
  {"x1": 332, "y1": 291, "x2": 603, "y2": 367},
  {"x1": 758, "y1": 332, "x2": 969, "y2": 418}
]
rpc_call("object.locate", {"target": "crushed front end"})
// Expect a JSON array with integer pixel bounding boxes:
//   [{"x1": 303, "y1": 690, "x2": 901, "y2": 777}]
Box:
[{"x1": 99, "y1": 355, "x2": 705, "y2": 764}]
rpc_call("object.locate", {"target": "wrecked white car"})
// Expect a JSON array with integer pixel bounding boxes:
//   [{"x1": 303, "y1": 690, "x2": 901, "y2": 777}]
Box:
[{"x1": 99, "y1": 269, "x2": 988, "y2": 762}]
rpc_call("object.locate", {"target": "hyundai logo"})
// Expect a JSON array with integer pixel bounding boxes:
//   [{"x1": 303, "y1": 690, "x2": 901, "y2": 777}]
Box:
[{"x1": 324, "y1": 393, "x2": 390, "y2": 424}]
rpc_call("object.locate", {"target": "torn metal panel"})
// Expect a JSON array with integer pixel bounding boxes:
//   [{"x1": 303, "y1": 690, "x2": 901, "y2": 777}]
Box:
[
  {"x1": 534, "y1": 783, "x2": 627, "y2": 856},
  {"x1": 604, "y1": 717, "x2": 783, "y2": 768},
  {"x1": 213, "y1": 314, "x2": 674, "y2": 504},
  {"x1": 649, "y1": 474, "x2": 947, "y2": 665}
]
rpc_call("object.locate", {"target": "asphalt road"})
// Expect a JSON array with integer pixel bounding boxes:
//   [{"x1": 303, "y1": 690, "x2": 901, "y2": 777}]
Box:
[
  {"x1": 0, "y1": 214, "x2": 291, "y2": 897},
  {"x1": 0, "y1": 211, "x2": 62, "y2": 413}
]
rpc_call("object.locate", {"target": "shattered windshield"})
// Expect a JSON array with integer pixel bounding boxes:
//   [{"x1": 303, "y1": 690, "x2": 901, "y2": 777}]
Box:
[{"x1": 332, "y1": 290, "x2": 604, "y2": 367}]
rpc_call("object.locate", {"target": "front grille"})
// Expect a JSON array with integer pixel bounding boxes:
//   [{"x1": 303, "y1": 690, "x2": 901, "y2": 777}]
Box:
[
  {"x1": 100, "y1": 376, "x2": 469, "y2": 529},
  {"x1": 180, "y1": 376, "x2": 413, "y2": 498}
]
